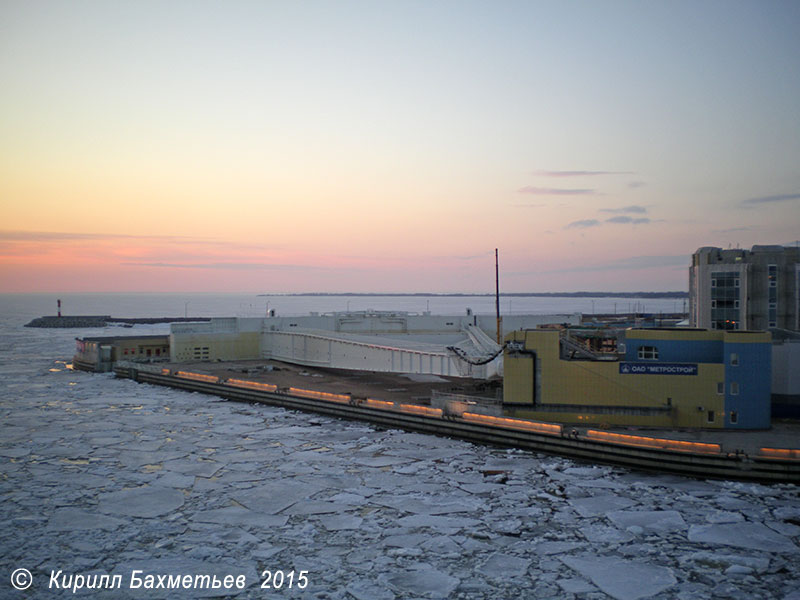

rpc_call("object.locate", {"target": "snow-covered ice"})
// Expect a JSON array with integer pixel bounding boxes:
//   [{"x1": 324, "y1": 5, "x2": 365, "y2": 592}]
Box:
[{"x1": 1, "y1": 323, "x2": 798, "y2": 599}]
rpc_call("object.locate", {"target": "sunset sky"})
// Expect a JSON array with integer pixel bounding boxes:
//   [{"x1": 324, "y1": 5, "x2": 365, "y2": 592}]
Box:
[{"x1": 2, "y1": 1, "x2": 799, "y2": 293}]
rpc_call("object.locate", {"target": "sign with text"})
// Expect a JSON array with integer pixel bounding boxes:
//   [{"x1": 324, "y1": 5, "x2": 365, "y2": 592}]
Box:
[{"x1": 619, "y1": 362, "x2": 698, "y2": 376}]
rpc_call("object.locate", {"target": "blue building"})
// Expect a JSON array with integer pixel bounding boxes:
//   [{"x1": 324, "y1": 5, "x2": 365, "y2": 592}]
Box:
[{"x1": 505, "y1": 328, "x2": 772, "y2": 429}]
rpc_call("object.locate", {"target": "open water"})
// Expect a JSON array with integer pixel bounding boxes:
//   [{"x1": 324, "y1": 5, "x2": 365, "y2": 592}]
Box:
[{"x1": 0, "y1": 293, "x2": 686, "y2": 324}]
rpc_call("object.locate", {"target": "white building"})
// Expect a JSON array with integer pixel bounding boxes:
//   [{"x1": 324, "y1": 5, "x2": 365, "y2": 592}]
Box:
[
  {"x1": 170, "y1": 310, "x2": 581, "y2": 379},
  {"x1": 690, "y1": 245, "x2": 800, "y2": 331}
]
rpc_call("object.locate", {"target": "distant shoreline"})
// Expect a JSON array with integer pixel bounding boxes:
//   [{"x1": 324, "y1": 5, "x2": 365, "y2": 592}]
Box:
[{"x1": 258, "y1": 291, "x2": 687, "y2": 298}]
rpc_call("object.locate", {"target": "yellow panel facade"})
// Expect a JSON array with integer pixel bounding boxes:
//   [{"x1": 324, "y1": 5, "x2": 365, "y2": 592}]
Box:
[
  {"x1": 504, "y1": 330, "x2": 727, "y2": 428},
  {"x1": 170, "y1": 332, "x2": 260, "y2": 362}
]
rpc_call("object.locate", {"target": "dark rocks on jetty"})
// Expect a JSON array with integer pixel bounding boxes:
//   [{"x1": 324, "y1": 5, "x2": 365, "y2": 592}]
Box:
[
  {"x1": 26, "y1": 316, "x2": 111, "y2": 328},
  {"x1": 25, "y1": 316, "x2": 211, "y2": 328}
]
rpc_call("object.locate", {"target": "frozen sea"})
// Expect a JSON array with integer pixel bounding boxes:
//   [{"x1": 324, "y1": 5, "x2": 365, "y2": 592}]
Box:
[{"x1": 1, "y1": 294, "x2": 798, "y2": 600}]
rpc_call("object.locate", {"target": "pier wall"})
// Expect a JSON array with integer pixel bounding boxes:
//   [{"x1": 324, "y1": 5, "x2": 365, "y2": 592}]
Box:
[{"x1": 112, "y1": 363, "x2": 800, "y2": 484}]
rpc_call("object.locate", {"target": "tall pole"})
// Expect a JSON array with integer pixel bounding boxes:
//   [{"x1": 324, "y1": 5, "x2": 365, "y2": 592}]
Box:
[{"x1": 495, "y1": 248, "x2": 502, "y2": 344}]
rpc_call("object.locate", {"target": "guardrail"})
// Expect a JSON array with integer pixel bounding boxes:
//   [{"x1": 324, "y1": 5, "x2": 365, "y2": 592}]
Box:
[
  {"x1": 288, "y1": 387, "x2": 350, "y2": 404},
  {"x1": 758, "y1": 447, "x2": 800, "y2": 460},
  {"x1": 587, "y1": 430, "x2": 722, "y2": 455},
  {"x1": 462, "y1": 413, "x2": 563, "y2": 435},
  {"x1": 176, "y1": 371, "x2": 220, "y2": 383},
  {"x1": 227, "y1": 378, "x2": 279, "y2": 393}
]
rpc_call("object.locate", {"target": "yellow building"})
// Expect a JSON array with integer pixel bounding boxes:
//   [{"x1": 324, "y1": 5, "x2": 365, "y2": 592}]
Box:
[
  {"x1": 503, "y1": 328, "x2": 771, "y2": 429},
  {"x1": 170, "y1": 319, "x2": 261, "y2": 362}
]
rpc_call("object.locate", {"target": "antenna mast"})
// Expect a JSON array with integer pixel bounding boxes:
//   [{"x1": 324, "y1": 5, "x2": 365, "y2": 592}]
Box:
[{"x1": 495, "y1": 248, "x2": 502, "y2": 344}]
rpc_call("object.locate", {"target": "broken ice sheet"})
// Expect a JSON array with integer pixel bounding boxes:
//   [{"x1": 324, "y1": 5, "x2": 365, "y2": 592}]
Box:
[
  {"x1": 191, "y1": 506, "x2": 289, "y2": 529},
  {"x1": 48, "y1": 507, "x2": 126, "y2": 531},
  {"x1": 382, "y1": 565, "x2": 459, "y2": 598},
  {"x1": 681, "y1": 551, "x2": 770, "y2": 573},
  {"x1": 373, "y1": 494, "x2": 482, "y2": 515},
  {"x1": 568, "y1": 494, "x2": 636, "y2": 518},
  {"x1": 581, "y1": 523, "x2": 634, "y2": 544},
  {"x1": 688, "y1": 522, "x2": 798, "y2": 553},
  {"x1": 396, "y1": 514, "x2": 481, "y2": 533},
  {"x1": 558, "y1": 577, "x2": 597, "y2": 594},
  {"x1": 318, "y1": 514, "x2": 363, "y2": 531},
  {"x1": 346, "y1": 580, "x2": 395, "y2": 600},
  {"x1": 705, "y1": 510, "x2": 744, "y2": 524},
  {"x1": 97, "y1": 486, "x2": 185, "y2": 518},
  {"x1": 420, "y1": 535, "x2": 461, "y2": 554},
  {"x1": 233, "y1": 481, "x2": 322, "y2": 514},
  {"x1": 383, "y1": 533, "x2": 430, "y2": 548},
  {"x1": 606, "y1": 510, "x2": 687, "y2": 535},
  {"x1": 535, "y1": 541, "x2": 585, "y2": 555},
  {"x1": 281, "y1": 500, "x2": 355, "y2": 516},
  {"x1": 561, "y1": 555, "x2": 676, "y2": 600},
  {"x1": 477, "y1": 552, "x2": 531, "y2": 580}
]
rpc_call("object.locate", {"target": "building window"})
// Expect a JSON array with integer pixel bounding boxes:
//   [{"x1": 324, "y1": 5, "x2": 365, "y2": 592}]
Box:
[
  {"x1": 768, "y1": 264, "x2": 777, "y2": 286},
  {"x1": 730, "y1": 382, "x2": 739, "y2": 395},
  {"x1": 730, "y1": 353, "x2": 739, "y2": 366},
  {"x1": 730, "y1": 411, "x2": 738, "y2": 424},
  {"x1": 637, "y1": 346, "x2": 659, "y2": 360},
  {"x1": 707, "y1": 410, "x2": 715, "y2": 423},
  {"x1": 717, "y1": 382, "x2": 725, "y2": 395},
  {"x1": 767, "y1": 264, "x2": 778, "y2": 327},
  {"x1": 710, "y1": 271, "x2": 740, "y2": 330}
]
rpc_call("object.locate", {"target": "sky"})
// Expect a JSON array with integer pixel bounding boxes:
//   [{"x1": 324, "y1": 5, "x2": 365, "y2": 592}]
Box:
[{"x1": 2, "y1": 0, "x2": 799, "y2": 293}]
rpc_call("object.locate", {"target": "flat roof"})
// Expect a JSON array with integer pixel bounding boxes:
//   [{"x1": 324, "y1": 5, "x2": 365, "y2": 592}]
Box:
[{"x1": 77, "y1": 334, "x2": 169, "y2": 343}]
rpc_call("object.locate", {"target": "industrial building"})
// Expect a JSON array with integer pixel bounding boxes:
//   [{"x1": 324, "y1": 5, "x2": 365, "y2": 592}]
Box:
[
  {"x1": 503, "y1": 327, "x2": 772, "y2": 429},
  {"x1": 689, "y1": 245, "x2": 800, "y2": 331},
  {"x1": 73, "y1": 335, "x2": 170, "y2": 372},
  {"x1": 168, "y1": 310, "x2": 581, "y2": 379}
]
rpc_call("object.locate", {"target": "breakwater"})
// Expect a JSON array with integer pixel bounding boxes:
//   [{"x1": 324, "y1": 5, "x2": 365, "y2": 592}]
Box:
[{"x1": 25, "y1": 316, "x2": 212, "y2": 328}]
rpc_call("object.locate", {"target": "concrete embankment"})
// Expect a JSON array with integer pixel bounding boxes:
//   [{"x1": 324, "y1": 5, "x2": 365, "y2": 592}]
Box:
[
  {"x1": 25, "y1": 316, "x2": 211, "y2": 328},
  {"x1": 113, "y1": 364, "x2": 800, "y2": 484}
]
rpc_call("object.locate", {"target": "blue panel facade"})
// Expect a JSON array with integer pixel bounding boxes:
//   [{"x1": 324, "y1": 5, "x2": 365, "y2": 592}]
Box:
[
  {"x1": 625, "y1": 339, "x2": 723, "y2": 364},
  {"x1": 724, "y1": 341, "x2": 771, "y2": 429},
  {"x1": 623, "y1": 331, "x2": 772, "y2": 429}
]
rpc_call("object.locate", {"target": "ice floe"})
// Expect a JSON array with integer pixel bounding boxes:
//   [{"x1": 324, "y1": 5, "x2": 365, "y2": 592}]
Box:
[
  {"x1": 561, "y1": 555, "x2": 677, "y2": 600},
  {"x1": 2, "y1": 323, "x2": 799, "y2": 600},
  {"x1": 688, "y1": 522, "x2": 798, "y2": 553}
]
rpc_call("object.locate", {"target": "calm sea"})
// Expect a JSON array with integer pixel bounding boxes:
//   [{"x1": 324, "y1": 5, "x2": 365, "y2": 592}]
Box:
[{"x1": 0, "y1": 293, "x2": 687, "y2": 327}]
